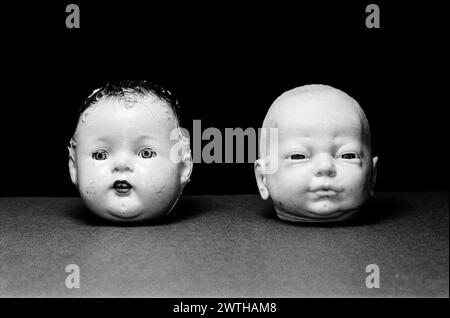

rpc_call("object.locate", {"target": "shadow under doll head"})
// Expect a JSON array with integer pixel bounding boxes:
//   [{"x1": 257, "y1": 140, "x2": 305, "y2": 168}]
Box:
[
  {"x1": 255, "y1": 84, "x2": 378, "y2": 222},
  {"x1": 68, "y1": 80, "x2": 193, "y2": 222}
]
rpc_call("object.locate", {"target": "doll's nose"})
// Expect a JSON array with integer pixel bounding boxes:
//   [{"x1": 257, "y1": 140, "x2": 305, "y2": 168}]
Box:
[
  {"x1": 112, "y1": 155, "x2": 134, "y2": 173},
  {"x1": 314, "y1": 154, "x2": 336, "y2": 177}
]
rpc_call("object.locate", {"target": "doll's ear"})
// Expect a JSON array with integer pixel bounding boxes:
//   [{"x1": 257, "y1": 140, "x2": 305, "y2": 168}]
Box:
[
  {"x1": 178, "y1": 135, "x2": 193, "y2": 187},
  {"x1": 180, "y1": 150, "x2": 193, "y2": 187},
  {"x1": 170, "y1": 129, "x2": 193, "y2": 187},
  {"x1": 254, "y1": 159, "x2": 269, "y2": 200},
  {"x1": 68, "y1": 145, "x2": 78, "y2": 186},
  {"x1": 370, "y1": 156, "x2": 379, "y2": 196}
]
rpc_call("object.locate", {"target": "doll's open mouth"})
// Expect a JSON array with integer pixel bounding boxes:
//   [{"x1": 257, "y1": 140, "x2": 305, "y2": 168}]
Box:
[{"x1": 113, "y1": 180, "x2": 132, "y2": 194}]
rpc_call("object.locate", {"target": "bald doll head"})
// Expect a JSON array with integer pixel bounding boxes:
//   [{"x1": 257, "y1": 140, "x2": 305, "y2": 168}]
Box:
[{"x1": 255, "y1": 84, "x2": 378, "y2": 222}]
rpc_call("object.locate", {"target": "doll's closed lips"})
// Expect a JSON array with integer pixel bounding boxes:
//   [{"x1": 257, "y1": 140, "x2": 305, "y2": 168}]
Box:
[
  {"x1": 310, "y1": 186, "x2": 341, "y2": 196},
  {"x1": 314, "y1": 190, "x2": 339, "y2": 196}
]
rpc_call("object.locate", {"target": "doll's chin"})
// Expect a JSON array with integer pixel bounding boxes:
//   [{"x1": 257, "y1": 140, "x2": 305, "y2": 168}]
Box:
[
  {"x1": 105, "y1": 208, "x2": 145, "y2": 220},
  {"x1": 102, "y1": 204, "x2": 171, "y2": 221},
  {"x1": 275, "y1": 205, "x2": 361, "y2": 223},
  {"x1": 80, "y1": 193, "x2": 173, "y2": 221}
]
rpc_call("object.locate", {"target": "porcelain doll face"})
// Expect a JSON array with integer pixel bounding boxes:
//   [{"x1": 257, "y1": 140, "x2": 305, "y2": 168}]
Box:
[
  {"x1": 255, "y1": 86, "x2": 378, "y2": 222},
  {"x1": 69, "y1": 96, "x2": 192, "y2": 222}
]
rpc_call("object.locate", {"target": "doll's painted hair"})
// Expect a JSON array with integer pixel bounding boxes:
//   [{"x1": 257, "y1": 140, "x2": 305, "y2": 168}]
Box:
[
  {"x1": 69, "y1": 80, "x2": 184, "y2": 155},
  {"x1": 75, "y1": 80, "x2": 181, "y2": 132}
]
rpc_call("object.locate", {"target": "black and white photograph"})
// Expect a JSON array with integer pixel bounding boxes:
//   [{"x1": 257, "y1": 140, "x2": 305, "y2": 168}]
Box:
[{"x1": 0, "y1": 0, "x2": 447, "y2": 312}]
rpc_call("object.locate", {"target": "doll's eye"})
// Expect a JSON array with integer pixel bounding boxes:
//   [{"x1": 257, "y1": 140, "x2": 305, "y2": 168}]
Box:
[
  {"x1": 340, "y1": 153, "x2": 359, "y2": 160},
  {"x1": 138, "y1": 148, "x2": 157, "y2": 159},
  {"x1": 290, "y1": 153, "x2": 306, "y2": 160},
  {"x1": 92, "y1": 149, "x2": 109, "y2": 160}
]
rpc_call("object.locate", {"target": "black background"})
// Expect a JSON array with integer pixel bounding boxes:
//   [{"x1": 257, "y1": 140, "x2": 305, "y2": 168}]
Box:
[{"x1": 1, "y1": 1, "x2": 446, "y2": 196}]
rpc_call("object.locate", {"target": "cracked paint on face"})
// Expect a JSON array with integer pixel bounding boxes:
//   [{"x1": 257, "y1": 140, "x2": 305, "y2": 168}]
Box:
[
  {"x1": 155, "y1": 184, "x2": 166, "y2": 194},
  {"x1": 69, "y1": 96, "x2": 190, "y2": 222}
]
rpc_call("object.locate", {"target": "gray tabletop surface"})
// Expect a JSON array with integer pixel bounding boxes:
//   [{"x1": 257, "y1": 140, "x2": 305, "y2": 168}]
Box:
[{"x1": 0, "y1": 192, "x2": 448, "y2": 297}]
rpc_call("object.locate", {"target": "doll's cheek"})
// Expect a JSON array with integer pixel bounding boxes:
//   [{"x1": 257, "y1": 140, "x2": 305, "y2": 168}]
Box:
[
  {"x1": 87, "y1": 182, "x2": 97, "y2": 195},
  {"x1": 82, "y1": 181, "x2": 98, "y2": 196}
]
